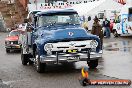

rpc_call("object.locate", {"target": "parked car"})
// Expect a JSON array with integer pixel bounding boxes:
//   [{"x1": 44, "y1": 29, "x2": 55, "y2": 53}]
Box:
[
  {"x1": 20, "y1": 9, "x2": 102, "y2": 73},
  {"x1": 5, "y1": 30, "x2": 21, "y2": 53}
]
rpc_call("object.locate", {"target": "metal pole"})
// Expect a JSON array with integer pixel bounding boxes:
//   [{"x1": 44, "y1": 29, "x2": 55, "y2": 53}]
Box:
[{"x1": 56, "y1": 52, "x2": 59, "y2": 64}]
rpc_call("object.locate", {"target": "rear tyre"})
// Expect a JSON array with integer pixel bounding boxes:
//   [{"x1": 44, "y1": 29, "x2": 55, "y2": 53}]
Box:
[
  {"x1": 88, "y1": 59, "x2": 98, "y2": 69},
  {"x1": 6, "y1": 49, "x2": 10, "y2": 53},
  {"x1": 21, "y1": 49, "x2": 29, "y2": 65},
  {"x1": 35, "y1": 51, "x2": 46, "y2": 73}
]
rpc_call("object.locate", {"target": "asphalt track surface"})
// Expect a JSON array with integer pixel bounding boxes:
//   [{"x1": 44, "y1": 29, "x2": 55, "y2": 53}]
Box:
[{"x1": 0, "y1": 32, "x2": 132, "y2": 88}]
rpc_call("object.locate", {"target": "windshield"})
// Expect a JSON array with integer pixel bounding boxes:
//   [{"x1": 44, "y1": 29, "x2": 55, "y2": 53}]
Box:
[
  {"x1": 9, "y1": 31, "x2": 19, "y2": 36},
  {"x1": 37, "y1": 14, "x2": 80, "y2": 27}
]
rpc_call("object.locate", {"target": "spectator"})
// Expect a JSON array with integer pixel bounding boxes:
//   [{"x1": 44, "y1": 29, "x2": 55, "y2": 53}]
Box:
[
  {"x1": 91, "y1": 16, "x2": 103, "y2": 50},
  {"x1": 103, "y1": 18, "x2": 111, "y2": 38},
  {"x1": 110, "y1": 19, "x2": 115, "y2": 32},
  {"x1": 82, "y1": 21, "x2": 88, "y2": 31}
]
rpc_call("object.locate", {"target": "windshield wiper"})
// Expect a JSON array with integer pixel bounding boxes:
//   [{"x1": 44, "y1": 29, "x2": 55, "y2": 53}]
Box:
[
  {"x1": 62, "y1": 23, "x2": 80, "y2": 26},
  {"x1": 39, "y1": 22, "x2": 57, "y2": 30}
]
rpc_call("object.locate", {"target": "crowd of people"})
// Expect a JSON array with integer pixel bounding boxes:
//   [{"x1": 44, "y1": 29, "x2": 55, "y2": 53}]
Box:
[
  {"x1": 82, "y1": 16, "x2": 112, "y2": 38},
  {"x1": 81, "y1": 16, "x2": 112, "y2": 50}
]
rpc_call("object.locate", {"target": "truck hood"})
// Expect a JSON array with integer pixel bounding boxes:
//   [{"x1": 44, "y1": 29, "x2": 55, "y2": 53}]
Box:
[
  {"x1": 35, "y1": 25, "x2": 101, "y2": 52},
  {"x1": 35, "y1": 25, "x2": 95, "y2": 43}
]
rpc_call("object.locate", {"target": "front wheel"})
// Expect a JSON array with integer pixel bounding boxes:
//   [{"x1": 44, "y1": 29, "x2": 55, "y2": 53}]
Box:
[
  {"x1": 35, "y1": 51, "x2": 46, "y2": 73},
  {"x1": 6, "y1": 48, "x2": 10, "y2": 53},
  {"x1": 21, "y1": 49, "x2": 29, "y2": 65},
  {"x1": 88, "y1": 59, "x2": 98, "y2": 69}
]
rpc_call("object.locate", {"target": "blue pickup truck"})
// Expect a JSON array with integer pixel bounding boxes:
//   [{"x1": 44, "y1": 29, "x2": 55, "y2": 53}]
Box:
[{"x1": 20, "y1": 9, "x2": 102, "y2": 73}]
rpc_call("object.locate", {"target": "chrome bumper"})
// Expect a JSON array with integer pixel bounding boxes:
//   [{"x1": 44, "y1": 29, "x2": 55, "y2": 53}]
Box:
[
  {"x1": 40, "y1": 52, "x2": 102, "y2": 63},
  {"x1": 5, "y1": 45, "x2": 21, "y2": 49}
]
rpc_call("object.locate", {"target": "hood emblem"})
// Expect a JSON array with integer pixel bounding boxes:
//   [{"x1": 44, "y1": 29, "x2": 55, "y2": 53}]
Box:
[{"x1": 68, "y1": 32, "x2": 74, "y2": 36}]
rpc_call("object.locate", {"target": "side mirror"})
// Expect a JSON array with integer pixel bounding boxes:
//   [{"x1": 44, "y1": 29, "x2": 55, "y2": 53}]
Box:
[{"x1": 24, "y1": 18, "x2": 29, "y2": 23}]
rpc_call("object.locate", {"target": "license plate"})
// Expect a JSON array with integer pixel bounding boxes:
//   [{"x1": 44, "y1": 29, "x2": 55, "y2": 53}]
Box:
[
  {"x1": 67, "y1": 49, "x2": 78, "y2": 53},
  {"x1": 67, "y1": 56, "x2": 79, "y2": 62}
]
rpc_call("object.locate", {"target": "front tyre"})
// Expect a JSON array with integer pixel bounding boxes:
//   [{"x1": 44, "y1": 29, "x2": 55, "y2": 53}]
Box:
[
  {"x1": 35, "y1": 51, "x2": 46, "y2": 73},
  {"x1": 6, "y1": 48, "x2": 10, "y2": 53},
  {"x1": 21, "y1": 49, "x2": 28, "y2": 65},
  {"x1": 88, "y1": 59, "x2": 98, "y2": 69}
]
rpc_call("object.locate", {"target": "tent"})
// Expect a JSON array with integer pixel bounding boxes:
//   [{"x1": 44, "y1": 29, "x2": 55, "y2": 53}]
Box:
[
  {"x1": 70, "y1": 0, "x2": 106, "y2": 16},
  {"x1": 70, "y1": 0, "x2": 124, "y2": 30},
  {"x1": 70, "y1": 0, "x2": 123, "y2": 16},
  {"x1": 87, "y1": 0, "x2": 124, "y2": 15}
]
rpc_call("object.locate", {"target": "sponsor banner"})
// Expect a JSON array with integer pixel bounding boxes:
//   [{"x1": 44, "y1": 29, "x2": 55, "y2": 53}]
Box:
[
  {"x1": 89, "y1": 79, "x2": 131, "y2": 85},
  {"x1": 28, "y1": 3, "x2": 72, "y2": 11},
  {"x1": 79, "y1": 67, "x2": 131, "y2": 86},
  {"x1": 27, "y1": 0, "x2": 126, "y2": 11},
  {"x1": 27, "y1": 0, "x2": 100, "y2": 11}
]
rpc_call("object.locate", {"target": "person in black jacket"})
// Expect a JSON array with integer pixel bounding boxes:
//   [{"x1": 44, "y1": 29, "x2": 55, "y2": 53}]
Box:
[{"x1": 103, "y1": 18, "x2": 111, "y2": 38}]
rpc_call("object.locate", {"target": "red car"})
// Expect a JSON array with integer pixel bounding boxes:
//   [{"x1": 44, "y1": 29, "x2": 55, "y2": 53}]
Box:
[{"x1": 5, "y1": 30, "x2": 21, "y2": 53}]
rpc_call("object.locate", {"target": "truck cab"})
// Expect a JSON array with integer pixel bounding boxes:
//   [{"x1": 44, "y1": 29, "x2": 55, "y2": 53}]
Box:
[{"x1": 20, "y1": 9, "x2": 102, "y2": 73}]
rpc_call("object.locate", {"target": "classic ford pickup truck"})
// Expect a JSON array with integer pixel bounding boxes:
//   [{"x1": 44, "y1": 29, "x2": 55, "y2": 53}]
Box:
[{"x1": 20, "y1": 9, "x2": 102, "y2": 73}]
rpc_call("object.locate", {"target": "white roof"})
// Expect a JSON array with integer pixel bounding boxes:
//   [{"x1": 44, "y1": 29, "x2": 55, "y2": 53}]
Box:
[
  {"x1": 28, "y1": 0, "x2": 124, "y2": 16},
  {"x1": 70, "y1": 0, "x2": 105, "y2": 16}
]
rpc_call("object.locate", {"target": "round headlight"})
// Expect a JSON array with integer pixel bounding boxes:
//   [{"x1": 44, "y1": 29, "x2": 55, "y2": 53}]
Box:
[
  {"x1": 90, "y1": 40, "x2": 98, "y2": 48},
  {"x1": 44, "y1": 44, "x2": 53, "y2": 51}
]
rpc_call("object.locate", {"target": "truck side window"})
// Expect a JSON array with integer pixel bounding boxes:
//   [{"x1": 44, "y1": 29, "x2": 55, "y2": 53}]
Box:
[
  {"x1": 37, "y1": 16, "x2": 46, "y2": 27},
  {"x1": 29, "y1": 14, "x2": 34, "y2": 23}
]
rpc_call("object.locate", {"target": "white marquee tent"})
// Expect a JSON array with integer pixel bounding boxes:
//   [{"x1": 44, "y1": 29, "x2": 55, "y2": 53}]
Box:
[{"x1": 70, "y1": 0, "x2": 123, "y2": 16}]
